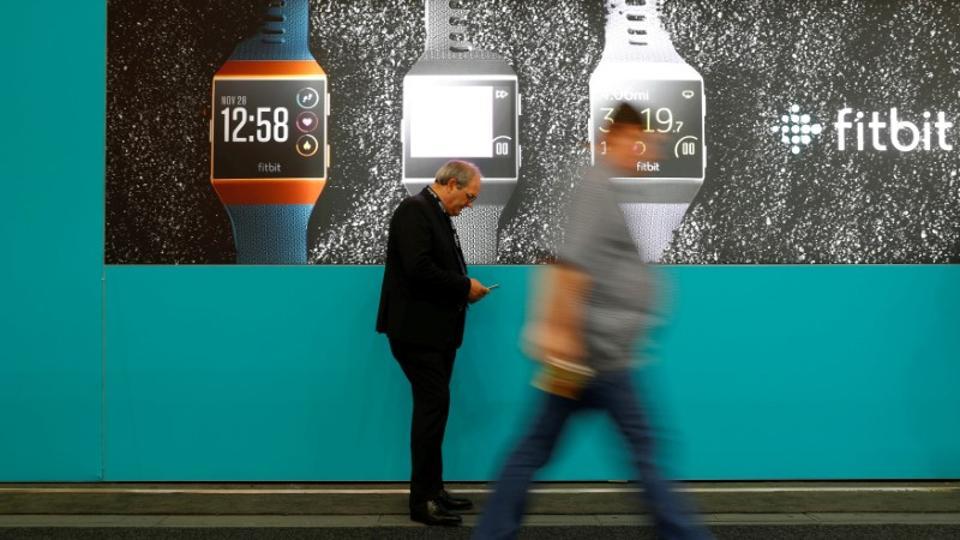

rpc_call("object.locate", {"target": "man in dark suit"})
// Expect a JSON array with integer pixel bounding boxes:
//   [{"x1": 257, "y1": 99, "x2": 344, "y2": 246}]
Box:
[{"x1": 377, "y1": 160, "x2": 492, "y2": 526}]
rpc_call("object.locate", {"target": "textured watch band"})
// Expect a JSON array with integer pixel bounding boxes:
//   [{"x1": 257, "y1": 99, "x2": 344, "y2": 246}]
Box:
[
  {"x1": 225, "y1": 204, "x2": 314, "y2": 264},
  {"x1": 602, "y1": 0, "x2": 684, "y2": 63},
  {"x1": 230, "y1": 0, "x2": 312, "y2": 61},
  {"x1": 452, "y1": 205, "x2": 503, "y2": 264},
  {"x1": 620, "y1": 202, "x2": 688, "y2": 263},
  {"x1": 423, "y1": 0, "x2": 501, "y2": 61}
]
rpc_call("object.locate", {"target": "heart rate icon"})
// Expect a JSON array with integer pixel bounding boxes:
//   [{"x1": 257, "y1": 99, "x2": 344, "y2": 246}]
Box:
[
  {"x1": 297, "y1": 111, "x2": 319, "y2": 133},
  {"x1": 681, "y1": 90, "x2": 695, "y2": 99}
]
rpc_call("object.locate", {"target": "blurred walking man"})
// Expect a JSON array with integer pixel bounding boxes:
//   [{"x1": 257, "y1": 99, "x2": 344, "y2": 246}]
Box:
[{"x1": 472, "y1": 104, "x2": 712, "y2": 540}]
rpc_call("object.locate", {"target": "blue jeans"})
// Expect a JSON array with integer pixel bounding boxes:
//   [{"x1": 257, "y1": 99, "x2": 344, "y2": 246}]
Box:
[{"x1": 472, "y1": 370, "x2": 712, "y2": 540}]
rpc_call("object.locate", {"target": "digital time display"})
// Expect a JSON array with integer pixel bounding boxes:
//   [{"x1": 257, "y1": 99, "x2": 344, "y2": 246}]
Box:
[
  {"x1": 591, "y1": 80, "x2": 704, "y2": 179},
  {"x1": 403, "y1": 78, "x2": 518, "y2": 179},
  {"x1": 220, "y1": 106, "x2": 290, "y2": 144},
  {"x1": 212, "y1": 78, "x2": 326, "y2": 179}
]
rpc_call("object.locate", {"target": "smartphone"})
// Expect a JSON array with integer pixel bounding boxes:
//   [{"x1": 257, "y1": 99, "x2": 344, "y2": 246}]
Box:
[{"x1": 488, "y1": 283, "x2": 500, "y2": 290}]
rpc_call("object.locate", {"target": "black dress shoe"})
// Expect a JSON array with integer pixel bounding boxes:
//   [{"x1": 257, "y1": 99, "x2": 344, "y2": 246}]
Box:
[
  {"x1": 410, "y1": 500, "x2": 462, "y2": 526},
  {"x1": 438, "y1": 488, "x2": 474, "y2": 511}
]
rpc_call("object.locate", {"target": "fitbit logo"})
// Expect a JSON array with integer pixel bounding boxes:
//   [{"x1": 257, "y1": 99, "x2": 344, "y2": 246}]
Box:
[
  {"x1": 773, "y1": 105, "x2": 956, "y2": 154},
  {"x1": 835, "y1": 108, "x2": 954, "y2": 152},
  {"x1": 771, "y1": 105, "x2": 824, "y2": 155}
]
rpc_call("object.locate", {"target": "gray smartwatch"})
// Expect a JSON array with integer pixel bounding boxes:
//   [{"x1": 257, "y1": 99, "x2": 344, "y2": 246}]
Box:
[
  {"x1": 589, "y1": 0, "x2": 706, "y2": 262},
  {"x1": 402, "y1": 0, "x2": 522, "y2": 264}
]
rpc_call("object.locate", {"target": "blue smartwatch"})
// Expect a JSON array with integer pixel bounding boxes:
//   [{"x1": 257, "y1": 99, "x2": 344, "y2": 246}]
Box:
[{"x1": 210, "y1": 0, "x2": 329, "y2": 264}]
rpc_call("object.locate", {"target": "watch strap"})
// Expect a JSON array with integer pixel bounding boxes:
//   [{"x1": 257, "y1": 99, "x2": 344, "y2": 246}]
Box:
[
  {"x1": 620, "y1": 202, "x2": 688, "y2": 263},
  {"x1": 225, "y1": 204, "x2": 313, "y2": 264},
  {"x1": 230, "y1": 0, "x2": 312, "y2": 61},
  {"x1": 601, "y1": 0, "x2": 684, "y2": 63},
  {"x1": 423, "y1": 0, "x2": 501, "y2": 61},
  {"x1": 452, "y1": 204, "x2": 503, "y2": 264}
]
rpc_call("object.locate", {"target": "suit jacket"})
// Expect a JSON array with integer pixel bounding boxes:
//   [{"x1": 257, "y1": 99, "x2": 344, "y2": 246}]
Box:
[{"x1": 376, "y1": 187, "x2": 471, "y2": 349}]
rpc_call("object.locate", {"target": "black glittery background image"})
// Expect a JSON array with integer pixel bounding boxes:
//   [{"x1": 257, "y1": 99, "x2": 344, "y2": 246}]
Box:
[
  {"x1": 106, "y1": 0, "x2": 960, "y2": 264},
  {"x1": 660, "y1": 0, "x2": 960, "y2": 264}
]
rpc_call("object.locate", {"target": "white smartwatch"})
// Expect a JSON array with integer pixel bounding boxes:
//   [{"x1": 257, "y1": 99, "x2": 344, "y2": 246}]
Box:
[
  {"x1": 402, "y1": 0, "x2": 522, "y2": 264},
  {"x1": 589, "y1": 0, "x2": 706, "y2": 263}
]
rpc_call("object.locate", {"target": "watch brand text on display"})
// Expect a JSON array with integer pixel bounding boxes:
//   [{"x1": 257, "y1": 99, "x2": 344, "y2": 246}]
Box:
[{"x1": 835, "y1": 108, "x2": 954, "y2": 152}]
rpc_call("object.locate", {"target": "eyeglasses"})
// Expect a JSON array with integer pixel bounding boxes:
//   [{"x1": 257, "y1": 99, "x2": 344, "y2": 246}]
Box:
[{"x1": 465, "y1": 192, "x2": 478, "y2": 203}]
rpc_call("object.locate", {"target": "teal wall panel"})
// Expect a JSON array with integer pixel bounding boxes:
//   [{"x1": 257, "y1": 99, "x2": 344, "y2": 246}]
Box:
[
  {"x1": 103, "y1": 265, "x2": 960, "y2": 480},
  {"x1": 0, "y1": 3, "x2": 104, "y2": 480}
]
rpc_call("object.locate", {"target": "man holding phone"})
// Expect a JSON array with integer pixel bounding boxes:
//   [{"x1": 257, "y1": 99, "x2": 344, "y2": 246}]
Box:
[{"x1": 376, "y1": 160, "x2": 493, "y2": 526}]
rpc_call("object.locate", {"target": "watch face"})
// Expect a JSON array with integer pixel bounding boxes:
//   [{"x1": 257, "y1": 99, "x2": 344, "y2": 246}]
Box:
[
  {"x1": 212, "y1": 78, "x2": 327, "y2": 179},
  {"x1": 403, "y1": 77, "x2": 518, "y2": 179},
  {"x1": 591, "y1": 80, "x2": 704, "y2": 179}
]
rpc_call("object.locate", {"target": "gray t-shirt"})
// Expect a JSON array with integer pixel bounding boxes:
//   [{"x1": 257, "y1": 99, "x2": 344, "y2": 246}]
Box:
[{"x1": 558, "y1": 165, "x2": 656, "y2": 371}]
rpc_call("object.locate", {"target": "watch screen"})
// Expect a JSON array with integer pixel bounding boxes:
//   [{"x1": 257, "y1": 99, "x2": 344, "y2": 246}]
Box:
[
  {"x1": 591, "y1": 80, "x2": 704, "y2": 178},
  {"x1": 404, "y1": 78, "x2": 518, "y2": 178},
  {"x1": 410, "y1": 86, "x2": 493, "y2": 158},
  {"x1": 212, "y1": 78, "x2": 326, "y2": 179}
]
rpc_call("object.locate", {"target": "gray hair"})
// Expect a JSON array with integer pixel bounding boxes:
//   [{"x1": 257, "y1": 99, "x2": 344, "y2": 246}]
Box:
[{"x1": 434, "y1": 160, "x2": 480, "y2": 189}]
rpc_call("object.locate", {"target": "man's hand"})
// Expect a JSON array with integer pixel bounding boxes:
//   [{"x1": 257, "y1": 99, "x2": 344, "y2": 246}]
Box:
[
  {"x1": 468, "y1": 278, "x2": 490, "y2": 303},
  {"x1": 522, "y1": 264, "x2": 589, "y2": 364},
  {"x1": 523, "y1": 322, "x2": 585, "y2": 365}
]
